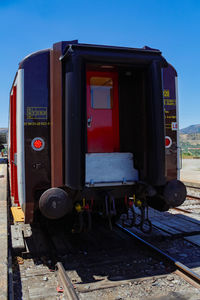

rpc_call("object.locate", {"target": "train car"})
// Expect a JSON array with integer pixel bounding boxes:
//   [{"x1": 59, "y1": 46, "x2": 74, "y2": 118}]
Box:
[{"x1": 8, "y1": 41, "x2": 186, "y2": 229}]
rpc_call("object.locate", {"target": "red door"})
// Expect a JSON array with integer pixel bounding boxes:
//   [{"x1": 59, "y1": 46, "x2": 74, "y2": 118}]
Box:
[{"x1": 86, "y1": 71, "x2": 119, "y2": 153}]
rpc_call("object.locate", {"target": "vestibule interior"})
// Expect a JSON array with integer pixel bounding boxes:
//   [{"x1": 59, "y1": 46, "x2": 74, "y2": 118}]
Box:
[
  {"x1": 118, "y1": 66, "x2": 148, "y2": 181},
  {"x1": 85, "y1": 64, "x2": 149, "y2": 185}
]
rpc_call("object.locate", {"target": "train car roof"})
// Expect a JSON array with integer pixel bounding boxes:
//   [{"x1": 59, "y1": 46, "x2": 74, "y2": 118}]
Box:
[
  {"x1": 64, "y1": 42, "x2": 161, "y2": 53},
  {"x1": 59, "y1": 41, "x2": 164, "y2": 60},
  {"x1": 19, "y1": 49, "x2": 50, "y2": 69},
  {"x1": 16, "y1": 40, "x2": 168, "y2": 75},
  {"x1": 59, "y1": 42, "x2": 168, "y2": 69}
]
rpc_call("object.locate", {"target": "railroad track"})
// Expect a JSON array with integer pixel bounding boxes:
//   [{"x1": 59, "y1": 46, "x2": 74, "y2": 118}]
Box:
[
  {"x1": 9, "y1": 180, "x2": 200, "y2": 299},
  {"x1": 53, "y1": 226, "x2": 200, "y2": 299},
  {"x1": 183, "y1": 181, "x2": 200, "y2": 200},
  {"x1": 173, "y1": 199, "x2": 200, "y2": 214},
  {"x1": 116, "y1": 223, "x2": 200, "y2": 289},
  {"x1": 10, "y1": 218, "x2": 200, "y2": 299}
]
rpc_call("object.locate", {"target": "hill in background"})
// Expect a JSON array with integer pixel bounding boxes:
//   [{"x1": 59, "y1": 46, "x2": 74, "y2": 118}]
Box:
[
  {"x1": 180, "y1": 124, "x2": 200, "y2": 157},
  {"x1": 180, "y1": 124, "x2": 200, "y2": 134}
]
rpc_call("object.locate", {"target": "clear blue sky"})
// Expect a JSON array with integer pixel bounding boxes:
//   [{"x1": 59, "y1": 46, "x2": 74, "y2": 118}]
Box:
[{"x1": 0, "y1": 0, "x2": 199, "y2": 129}]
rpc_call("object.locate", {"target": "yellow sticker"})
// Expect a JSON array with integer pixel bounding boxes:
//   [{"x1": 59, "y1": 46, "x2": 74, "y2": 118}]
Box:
[{"x1": 27, "y1": 107, "x2": 48, "y2": 120}]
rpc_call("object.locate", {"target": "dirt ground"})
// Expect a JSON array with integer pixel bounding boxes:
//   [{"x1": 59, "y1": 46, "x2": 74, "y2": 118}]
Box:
[{"x1": 180, "y1": 159, "x2": 200, "y2": 183}]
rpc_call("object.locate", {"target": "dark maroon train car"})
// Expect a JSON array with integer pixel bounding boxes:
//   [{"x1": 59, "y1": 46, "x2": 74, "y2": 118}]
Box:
[{"x1": 8, "y1": 41, "x2": 186, "y2": 226}]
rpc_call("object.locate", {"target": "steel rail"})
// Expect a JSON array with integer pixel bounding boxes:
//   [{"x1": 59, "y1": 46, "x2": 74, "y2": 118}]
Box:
[
  {"x1": 173, "y1": 207, "x2": 192, "y2": 214},
  {"x1": 56, "y1": 262, "x2": 79, "y2": 300},
  {"x1": 116, "y1": 223, "x2": 200, "y2": 289},
  {"x1": 183, "y1": 181, "x2": 200, "y2": 189},
  {"x1": 186, "y1": 185, "x2": 200, "y2": 190},
  {"x1": 187, "y1": 194, "x2": 200, "y2": 200}
]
